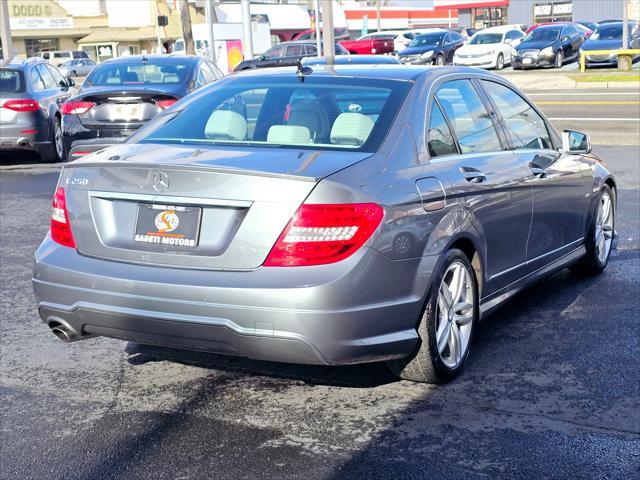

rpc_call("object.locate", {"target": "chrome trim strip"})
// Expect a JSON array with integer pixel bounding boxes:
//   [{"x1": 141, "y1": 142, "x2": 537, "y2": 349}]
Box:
[
  {"x1": 88, "y1": 190, "x2": 252, "y2": 208},
  {"x1": 488, "y1": 238, "x2": 584, "y2": 281}
]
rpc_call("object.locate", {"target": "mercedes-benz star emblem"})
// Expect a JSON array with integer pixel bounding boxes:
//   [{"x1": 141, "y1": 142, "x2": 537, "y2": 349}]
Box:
[{"x1": 152, "y1": 171, "x2": 169, "y2": 192}]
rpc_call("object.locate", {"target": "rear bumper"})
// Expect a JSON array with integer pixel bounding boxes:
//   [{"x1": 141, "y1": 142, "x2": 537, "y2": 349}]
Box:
[
  {"x1": 33, "y1": 236, "x2": 435, "y2": 365},
  {"x1": 0, "y1": 122, "x2": 50, "y2": 152}
]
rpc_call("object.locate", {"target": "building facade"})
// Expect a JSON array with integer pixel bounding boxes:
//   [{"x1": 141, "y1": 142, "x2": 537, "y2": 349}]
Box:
[{"x1": 506, "y1": 0, "x2": 639, "y2": 27}]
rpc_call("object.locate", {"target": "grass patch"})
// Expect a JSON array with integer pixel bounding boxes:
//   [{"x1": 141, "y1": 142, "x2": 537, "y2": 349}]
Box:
[{"x1": 568, "y1": 72, "x2": 640, "y2": 82}]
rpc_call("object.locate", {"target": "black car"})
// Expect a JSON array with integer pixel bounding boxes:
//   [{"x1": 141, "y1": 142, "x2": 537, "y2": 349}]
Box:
[
  {"x1": 233, "y1": 41, "x2": 349, "y2": 72},
  {"x1": 581, "y1": 21, "x2": 640, "y2": 68},
  {"x1": 513, "y1": 23, "x2": 586, "y2": 69},
  {"x1": 61, "y1": 55, "x2": 223, "y2": 159},
  {"x1": 0, "y1": 58, "x2": 75, "y2": 162},
  {"x1": 397, "y1": 30, "x2": 465, "y2": 65}
]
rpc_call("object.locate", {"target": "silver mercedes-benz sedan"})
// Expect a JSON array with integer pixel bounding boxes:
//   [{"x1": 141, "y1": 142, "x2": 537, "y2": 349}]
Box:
[{"x1": 33, "y1": 66, "x2": 616, "y2": 383}]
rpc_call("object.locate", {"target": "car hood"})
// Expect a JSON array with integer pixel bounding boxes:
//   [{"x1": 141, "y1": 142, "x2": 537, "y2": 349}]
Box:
[
  {"x1": 398, "y1": 44, "x2": 438, "y2": 56},
  {"x1": 73, "y1": 142, "x2": 374, "y2": 181},
  {"x1": 516, "y1": 40, "x2": 556, "y2": 51},
  {"x1": 456, "y1": 43, "x2": 502, "y2": 54},
  {"x1": 581, "y1": 38, "x2": 623, "y2": 51}
]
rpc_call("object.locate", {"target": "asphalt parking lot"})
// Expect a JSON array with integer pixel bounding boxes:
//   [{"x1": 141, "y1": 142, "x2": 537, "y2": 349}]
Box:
[{"x1": 1, "y1": 88, "x2": 639, "y2": 480}]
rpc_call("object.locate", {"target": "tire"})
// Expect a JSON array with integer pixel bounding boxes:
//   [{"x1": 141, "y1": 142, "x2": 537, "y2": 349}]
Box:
[
  {"x1": 570, "y1": 186, "x2": 615, "y2": 275},
  {"x1": 495, "y1": 53, "x2": 505, "y2": 70},
  {"x1": 554, "y1": 51, "x2": 563, "y2": 68},
  {"x1": 435, "y1": 54, "x2": 444, "y2": 66},
  {"x1": 39, "y1": 116, "x2": 63, "y2": 163},
  {"x1": 388, "y1": 249, "x2": 479, "y2": 383}
]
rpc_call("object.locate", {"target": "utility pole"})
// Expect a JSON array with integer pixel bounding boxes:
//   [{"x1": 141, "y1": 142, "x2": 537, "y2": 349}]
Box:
[
  {"x1": 204, "y1": 0, "x2": 217, "y2": 63},
  {"x1": 320, "y1": 0, "x2": 335, "y2": 63},
  {"x1": 179, "y1": 0, "x2": 195, "y2": 55},
  {"x1": 376, "y1": 0, "x2": 381, "y2": 32},
  {"x1": 155, "y1": 1, "x2": 163, "y2": 55},
  {"x1": 623, "y1": 1, "x2": 629, "y2": 50},
  {"x1": 0, "y1": 0, "x2": 13, "y2": 64},
  {"x1": 314, "y1": 0, "x2": 322, "y2": 57},
  {"x1": 241, "y1": 0, "x2": 253, "y2": 60}
]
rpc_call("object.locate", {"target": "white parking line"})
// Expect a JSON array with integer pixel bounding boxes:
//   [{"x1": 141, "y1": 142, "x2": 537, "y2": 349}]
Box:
[{"x1": 548, "y1": 117, "x2": 640, "y2": 121}]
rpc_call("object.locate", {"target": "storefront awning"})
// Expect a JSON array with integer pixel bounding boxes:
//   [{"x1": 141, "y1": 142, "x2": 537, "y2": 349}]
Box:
[{"x1": 79, "y1": 27, "x2": 162, "y2": 44}]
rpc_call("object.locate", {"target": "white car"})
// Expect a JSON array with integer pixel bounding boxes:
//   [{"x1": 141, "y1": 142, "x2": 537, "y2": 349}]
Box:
[
  {"x1": 453, "y1": 25, "x2": 524, "y2": 70},
  {"x1": 393, "y1": 30, "x2": 425, "y2": 54}
]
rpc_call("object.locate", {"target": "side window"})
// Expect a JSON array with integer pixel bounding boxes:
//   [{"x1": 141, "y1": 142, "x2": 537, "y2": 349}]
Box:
[
  {"x1": 46, "y1": 65, "x2": 67, "y2": 87},
  {"x1": 305, "y1": 45, "x2": 317, "y2": 56},
  {"x1": 266, "y1": 45, "x2": 286, "y2": 58},
  {"x1": 435, "y1": 80, "x2": 502, "y2": 154},
  {"x1": 206, "y1": 61, "x2": 223, "y2": 79},
  {"x1": 286, "y1": 45, "x2": 305, "y2": 57},
  {"x1": 482, "y1": 81, "x2": 553, "y2": 150},
  {"x1": 427, "y1": 102, "x2": 458, "y2": 158},
  {"x1": 36, "y1": 65, "x2": 57, "y2": 89},
  {"x1": 443, "y1": 33, "x2": 451, "y2": 44},
  {"x1": 199, "y1": 62, "x2": 215, "y2": 84},
  {"x1": 29, "y1": 68, "x2": 45, "y2": 91}
]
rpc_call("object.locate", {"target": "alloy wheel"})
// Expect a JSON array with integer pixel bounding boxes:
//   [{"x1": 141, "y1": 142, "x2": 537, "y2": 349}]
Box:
[
  {"x1": 435, "y1": 261, "x2": 474, "y2": 369},
  {"x1": 496, "y1": 54, "x2": 504, "y2": 70},
  {"x1": 555, "y1": 52, "x2": 563, "y2": 68},
  {"x1": 436, "y1": 55, "x2": 444, "y2": 66},
  {"x1": 54, "y1": 119, "x2": 64, "y2": 160},
  {"x1": 595, "y1": 191, "x2": 614, "y2": 264}
]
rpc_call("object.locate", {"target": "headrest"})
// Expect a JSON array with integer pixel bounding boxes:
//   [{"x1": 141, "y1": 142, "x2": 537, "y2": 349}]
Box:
[
  {"x1": 267, "y1": 125, "x2": 311, "y2": 145},
  {"x1": 163, "y1": 74, "x2": 179, "y2": 83},
  {"x1": 204, "y1": 110, "x2": 247, "y2": 141},
  {"x1": 330, "y1": 113, "x2": 375, "y2": 146},
  {"x1": 122, "y1": 71, "x2": 138, "y2": 82}
]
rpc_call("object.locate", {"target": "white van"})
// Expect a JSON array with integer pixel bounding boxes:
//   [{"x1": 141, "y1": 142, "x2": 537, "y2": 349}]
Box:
[{"x1": 37, "y1": 50, "x2": 89, "y2": 68}]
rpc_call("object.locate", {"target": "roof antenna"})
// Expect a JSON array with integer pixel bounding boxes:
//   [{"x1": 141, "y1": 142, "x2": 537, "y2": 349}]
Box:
[{"x1": 296, "y1": 60, "x2": 313, "y2": 83}]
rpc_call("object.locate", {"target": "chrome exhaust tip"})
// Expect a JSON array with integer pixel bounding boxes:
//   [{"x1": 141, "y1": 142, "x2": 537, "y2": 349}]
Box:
[
  {"x1": 48, "y1": 320, "x2": 82, "y2": 343},
  {"x1": 17, "y1": 138, "x2": 32, "y2": 149}
]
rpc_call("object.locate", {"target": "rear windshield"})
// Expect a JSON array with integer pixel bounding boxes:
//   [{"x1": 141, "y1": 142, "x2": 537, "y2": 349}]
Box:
[
  {"x1": 525, "y1": 27, "x2": 561, "y2": 42},
  {"x1": 469, "y1": 33, "x2": 503, "y2": 44},
  {"x1": 591, "y1": 24, "x2": 634, "y2": 40},
  {"x1": 84, "y1": 60, "x2": 193, "y2": 86},
  {"x1": 136, "y1": 76, "x2": 411, "y2": 153},
  {"x1": 0, "y1": 69, "x2": 26, "y2": 94},
  {"x1": 409, "y1": 33, "x2": 445, "y2": 47}
]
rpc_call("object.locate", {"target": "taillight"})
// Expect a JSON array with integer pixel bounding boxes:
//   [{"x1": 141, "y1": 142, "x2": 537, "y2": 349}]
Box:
[
  {"x1": 156, "y1": 99, "x2": 177, "y2": 110},
  {"x1": 2, "y1": 99, "x2": 40, "y2": 112},
  {"x1": 264, "y1": 203, "x2": 384, "y2": 267},
  {"x1": 60, "y1": 101, "x2": 95, "y2": 115},
  {"x1": 51, "y1": 187, "x2": 76, "y2": 248}
]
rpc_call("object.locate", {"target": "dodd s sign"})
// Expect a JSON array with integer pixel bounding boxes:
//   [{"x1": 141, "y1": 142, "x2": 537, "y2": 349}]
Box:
[{"x1": 10, "y1": 3, "x2": 74, "y2": 30}]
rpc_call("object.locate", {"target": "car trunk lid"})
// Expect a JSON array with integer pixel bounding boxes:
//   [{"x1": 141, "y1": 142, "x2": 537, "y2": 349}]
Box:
[{"x1": 60, "y1": 143, "x2": 372, "y2": 270}]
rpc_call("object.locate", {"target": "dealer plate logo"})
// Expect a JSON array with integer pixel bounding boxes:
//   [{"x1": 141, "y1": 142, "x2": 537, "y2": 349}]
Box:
[{"x1": 154, "y1": 210, "x2": 179, "y2": 233}]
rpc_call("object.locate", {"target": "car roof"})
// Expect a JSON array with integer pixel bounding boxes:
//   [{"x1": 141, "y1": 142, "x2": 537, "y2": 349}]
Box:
[
  {"x1": 99, "y1": 54, "x2": 200, "y2": 65},
  {"x1": 4, "y1": 57, "x2": 47, "y2": 69},
  {"x1": 476, "y1": 25, "x2": 522, "y2": 33},
  {"x1": 232, "y1": 64, "x2": 487, "y2": 83}
]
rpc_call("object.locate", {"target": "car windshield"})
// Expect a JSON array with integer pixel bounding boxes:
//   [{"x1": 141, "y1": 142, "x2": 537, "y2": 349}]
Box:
[
  {"x1": 409, "y1": 33, "x2": 445, "y2": 47},
  {"x1": 524, "y1": 27, "x2": 561, "y2": 43},
  {"x1": 85, "y1": 60, "x2": 192, "y2": 86},
  {"x1": 591, "y1": 24, "x2": 628, "y2": 40},
  {"x1": 0, "y1": 69, "x2": 25, "y2": 94},
  {"x1": 136, "y1": 76, "x2": 411, "y2": 153},
  {"x1": 469, "y1": 33, "x2": 503, "y2": 45}
]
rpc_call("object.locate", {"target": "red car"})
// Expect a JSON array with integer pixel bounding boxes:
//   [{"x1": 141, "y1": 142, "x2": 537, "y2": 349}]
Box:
[{"x1": 339, "y1": 33, "x2": 396, "y2": 55}]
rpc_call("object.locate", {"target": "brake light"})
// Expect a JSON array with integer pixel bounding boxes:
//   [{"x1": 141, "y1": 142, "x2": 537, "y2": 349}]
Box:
[
  {"x1": 51, "y1": 187, "x2": 76, "y2": 248},
  {"x1": 156, "y1": 99, "x2": 177, "y2": 110},
  {"x1": 2, "y1": 99, "x2": 40, "y2": 112},
  {"x1": 60, "y1": 101, "x2": 95, "y2": 115},
  {"x1": 264, "y1": 203, "x2": 384, "y2": 267}
]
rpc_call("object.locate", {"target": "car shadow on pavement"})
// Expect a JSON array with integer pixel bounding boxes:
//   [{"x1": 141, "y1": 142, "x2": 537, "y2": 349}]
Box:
[
  {"x1": 124, "y1": 342, "x2": 399, "y2": 388},
  {"x1": 321, "y1": 260, "x2": 636, "y2": 479}
]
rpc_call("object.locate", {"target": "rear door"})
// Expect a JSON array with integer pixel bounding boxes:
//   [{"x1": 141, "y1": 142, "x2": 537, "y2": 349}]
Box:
[
  {"x1": 432, "y1": 79, "x2": 533, "y2": 295},
  {"x1": 480, "y1": 79, "x2": 589, "y2": 271}
]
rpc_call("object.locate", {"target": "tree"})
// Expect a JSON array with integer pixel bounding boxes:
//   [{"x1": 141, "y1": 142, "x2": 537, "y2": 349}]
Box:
[{"x1": 179, "y1": 0, "x2": 195, "y2": 55}]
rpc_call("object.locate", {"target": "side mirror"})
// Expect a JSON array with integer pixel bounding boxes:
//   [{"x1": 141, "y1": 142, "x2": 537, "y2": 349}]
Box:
[
  {"x1": 260, "y1": 55, "x2": 267, "y2": 61},
  {"x1": 562, "y1": 130, "x2": 591, "y2": 154},
  {"x1": 66, "y1": 77, "x2": 76, "y2": 87},
  {"x1": 562, "y1": 36, "x2": 570, "y2": 42}
]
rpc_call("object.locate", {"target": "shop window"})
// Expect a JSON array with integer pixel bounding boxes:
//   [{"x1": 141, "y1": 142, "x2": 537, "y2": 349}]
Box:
[
  {"x1": 472, "y1": 7, "x2": 507, "y2": 29},
  {"x1": 24, "y1": 38, "x2": 59, "y2": 58},
  {"x1": 128, "y1": 45, "x2": 140, "y2": 55}
]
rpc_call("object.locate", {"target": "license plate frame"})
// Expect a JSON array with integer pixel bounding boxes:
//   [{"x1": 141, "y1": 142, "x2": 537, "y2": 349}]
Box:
[
  {"x1": 134, "y1": 203, "x2": 202, "y2": 249},
  {"x1": 523, "y1": 57, "x2": 533, "y2": 65}
]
